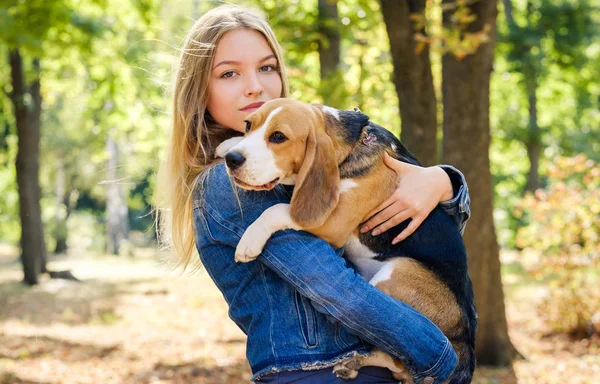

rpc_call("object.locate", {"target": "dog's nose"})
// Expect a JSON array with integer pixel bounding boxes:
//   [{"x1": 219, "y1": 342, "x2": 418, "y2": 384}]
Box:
[{"x1": 225, "y1": 151, "x2": 246, "y2": 170}]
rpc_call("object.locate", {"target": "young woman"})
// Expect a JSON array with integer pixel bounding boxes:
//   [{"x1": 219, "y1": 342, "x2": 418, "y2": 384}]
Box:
[{"x1": 158, "y1": 5, "x2": 470, "y2": 383}]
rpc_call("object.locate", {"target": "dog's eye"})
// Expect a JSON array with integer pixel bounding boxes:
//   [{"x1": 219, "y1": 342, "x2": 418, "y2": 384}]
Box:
[
  {"x1": 244, "y1": 120, "x2": 251, "y2": 133},
  {"x1": 269, "y1": 131, "x2": 287, "y2": 143}
]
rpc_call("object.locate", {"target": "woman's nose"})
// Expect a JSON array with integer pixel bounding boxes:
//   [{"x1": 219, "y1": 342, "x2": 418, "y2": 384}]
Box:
[{"x1": 245, "y1": 73, "x2": 263, "y2": 96}]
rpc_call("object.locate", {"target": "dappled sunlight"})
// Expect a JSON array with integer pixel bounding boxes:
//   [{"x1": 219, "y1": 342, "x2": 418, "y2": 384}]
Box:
[
  {"x1": 0, "y1": 250, "x2": 250, "y2": 383},
  {"x1": 1, "y1": 250, "x2": 599, "y2": 383}
]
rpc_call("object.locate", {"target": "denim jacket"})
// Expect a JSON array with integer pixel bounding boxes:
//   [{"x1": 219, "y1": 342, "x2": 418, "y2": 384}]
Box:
[{"x1": 193, "y1": 163, "x2": 470, "y2": 383}]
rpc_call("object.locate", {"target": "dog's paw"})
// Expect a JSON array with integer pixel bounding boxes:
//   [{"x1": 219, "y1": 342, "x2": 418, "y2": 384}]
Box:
[
  {"x1": 234, "y1": 243, "x2": 261, "y2": 263},
  {"x1": 215, "y1": 137, "x2": 243, "y2": 158},
  {"x1": 234, "y1": 224, "x2": 269, "y2": 263},
  {"x1": 333, "y1": 359, "x2": 361, "y2": 380}
]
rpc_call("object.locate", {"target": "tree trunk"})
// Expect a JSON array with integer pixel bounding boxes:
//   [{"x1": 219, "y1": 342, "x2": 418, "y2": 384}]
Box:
[
  {"x1": 105, "y1": 135, "x2": 129, "y2": 255},
  {"x1": 356, "y1": 40, "x2": 368, "y2": 111},
  {"x1": 503, "y1": 0, "x2": 542, "y2": 193},
  {"x1": 379, "y1": 0, "x2": 438, "y2": 166},
  {"x1": 317, "y1": 0, "x2": 345, "y2": 106},
  {"x1": 9, "y1": 49, "x2": 47, "y2": 286},
  {"x1": 441, "y1": 0, "x2": 517, "y2": 366},
  {"x1": 524, "y1": 74, "x2": 541, "y2": 192},
  {"x1": 53, "y1": 158, "x2": 68, "y2": 254},
  {"x1": 318, "y1": 0, "x2": 340, "y2": 79},
  {"x1": 0, "y1": 121, "x2": 10, "y2": 152}
]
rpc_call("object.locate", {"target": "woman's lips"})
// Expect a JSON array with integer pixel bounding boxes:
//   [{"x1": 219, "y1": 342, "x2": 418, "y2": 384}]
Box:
[{"x1": 241, "y1": 101, "x2": 265, "y2": 113}]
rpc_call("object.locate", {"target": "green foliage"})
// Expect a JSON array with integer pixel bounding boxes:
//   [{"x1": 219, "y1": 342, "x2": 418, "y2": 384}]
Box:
[
  {"x1": 501, "y1": 0, "x2": 596, "y2": 73},
  {"x1": 337, "y1": 0, "x2": 400, "y2": 128},
  {"x1": 411, "y1": 0, "x2": 493, "y2": 59},
  {"x1": 491, "y1": 0, "x2": 600, "y2": 246},
  {"x1": 0, "y1": 0, "x2": 108, "y2": 55},
  {"x1": 0, "y1": 0, "x2": 598, "y2": 256},
  {"x1": 0, "y1": 44, "x2": 19, "y2": 243},
  {"x1": 0, "y1": 0, "x2": 165, "y2": 249},
  {"x1": 0, "y1": 134, "x2": 19, "y2": 244},
  {"x1": 515, "y1": 155, "x2": 600, "y2": 336},
  {"x1": 254, "y1": 0, "x2": 400, "y2": 129}
]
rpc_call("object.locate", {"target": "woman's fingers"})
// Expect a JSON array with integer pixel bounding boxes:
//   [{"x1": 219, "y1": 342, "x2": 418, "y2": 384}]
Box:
[
  {"x1": 361, "y1": 153, "x2": 447, "y2": 243},
  {"x1": 392, "y1": 214, "x2": 425, "y2": 244},
  {"x1": 371, "y1": 208, "x2": 414, "y2": 236},
  {"x1": 361, "y1": 200, "x2": 402, "y2": 233}
]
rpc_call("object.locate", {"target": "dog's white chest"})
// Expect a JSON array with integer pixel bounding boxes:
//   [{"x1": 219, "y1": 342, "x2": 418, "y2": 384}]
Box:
[{"x1": 345, "y1": 235, "x2": 384, "y2": 282}]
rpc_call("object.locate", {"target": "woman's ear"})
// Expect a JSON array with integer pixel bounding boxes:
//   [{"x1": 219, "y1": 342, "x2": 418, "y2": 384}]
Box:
[{"x1": 290, "y1": 126, "x2": 340, "y2": 229}]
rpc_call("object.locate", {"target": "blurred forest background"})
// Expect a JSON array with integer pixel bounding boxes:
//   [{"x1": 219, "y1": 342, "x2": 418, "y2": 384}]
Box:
[{"x1": 0, "y1": 0, "x2": 599, "y2": 383}]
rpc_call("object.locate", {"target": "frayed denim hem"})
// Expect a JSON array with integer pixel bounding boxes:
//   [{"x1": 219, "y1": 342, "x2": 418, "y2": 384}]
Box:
[{"x1": 250, "y1": 347, "x2": 373, "y2": 382}]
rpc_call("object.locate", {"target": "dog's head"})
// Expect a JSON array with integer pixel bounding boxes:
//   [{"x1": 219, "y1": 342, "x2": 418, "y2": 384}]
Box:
[{"x1": 224, "y1": 98, "x2": 341, "y2": 228}]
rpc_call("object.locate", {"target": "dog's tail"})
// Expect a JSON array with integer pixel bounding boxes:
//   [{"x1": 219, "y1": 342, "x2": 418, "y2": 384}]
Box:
[{"x1": 447, "y1": 341, "x2": 475, "y2": 384}]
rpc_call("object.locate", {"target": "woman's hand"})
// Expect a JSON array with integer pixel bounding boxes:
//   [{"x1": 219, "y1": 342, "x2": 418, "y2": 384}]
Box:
[{"x1": 360, "y1": 153, "x2": 454, "y2": 244}]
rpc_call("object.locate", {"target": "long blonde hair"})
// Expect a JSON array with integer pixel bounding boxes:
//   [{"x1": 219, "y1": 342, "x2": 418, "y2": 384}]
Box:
[{"x1": 157, "y1": 5, "x2": 289, "y2": 269}]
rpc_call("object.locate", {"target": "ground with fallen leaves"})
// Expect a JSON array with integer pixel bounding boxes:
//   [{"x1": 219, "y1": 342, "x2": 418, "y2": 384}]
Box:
[{"x1": 0, "y1": 245, "x2": 598, "y2": 384}]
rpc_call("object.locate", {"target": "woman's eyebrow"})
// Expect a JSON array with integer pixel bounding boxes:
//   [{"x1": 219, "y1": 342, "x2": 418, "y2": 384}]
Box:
[
  {"x1": 213, "y1": 60, "x2": 239, "y2": 70},
  {"x1": 213, "y1": 54, "x2": 276, "y2": 70},
  {"x1": 260, "y1": 54, "x2": 277, "y2": 62}
]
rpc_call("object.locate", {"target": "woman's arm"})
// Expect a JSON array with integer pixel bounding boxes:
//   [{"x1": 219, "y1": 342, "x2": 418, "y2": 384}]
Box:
[
  {"x1": 360, "y1": 153, "x2": 471, "y2": 243},
  {"x1": 195, "y1": 164, "x2": 458, "y2": 383}
]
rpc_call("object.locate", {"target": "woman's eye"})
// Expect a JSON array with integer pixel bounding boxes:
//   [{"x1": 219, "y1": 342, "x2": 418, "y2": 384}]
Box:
[
  {"x1": 260, "y1": 65, "x2": 276, "y2": 72},
  {"x1": 244, "y1": 120, "x2": 251, "y2": 133},
  {"x1": 221, "y1": 71, "x2": 236, "y2": 78},
  {"x1": 269, "y1": 131, "x2": 287, "y2": 143}
]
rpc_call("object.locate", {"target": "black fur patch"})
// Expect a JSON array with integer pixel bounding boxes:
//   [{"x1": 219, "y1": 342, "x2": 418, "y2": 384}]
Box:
[
  {"x1": 336, "y1": 116, "x2": 420, "y2": 179},
  {"x1": 336, "y1": 109, "x2": 370, "y2": 145}
]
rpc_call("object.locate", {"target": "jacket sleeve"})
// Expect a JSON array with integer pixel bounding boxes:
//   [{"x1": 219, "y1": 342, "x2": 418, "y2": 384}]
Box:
[
  {"x1": 196, "y1": 164, "x2": 458, "y2": 383},
  {"x1": 438, "y1": 165, "x2": 471, "y2": 235}
]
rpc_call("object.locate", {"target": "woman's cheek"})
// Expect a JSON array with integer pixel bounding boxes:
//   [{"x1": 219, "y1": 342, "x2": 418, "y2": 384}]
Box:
[
  {"x1": 208, "y1": 85, "x2": 230, "y2": 122},
  {"x1": 270, "y1": 76, "x2": 283, "y2": 97}
]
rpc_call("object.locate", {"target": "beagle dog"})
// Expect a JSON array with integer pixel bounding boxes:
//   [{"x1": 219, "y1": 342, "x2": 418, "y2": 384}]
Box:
[{"x1": 216, "y1": 98, "x2": 476, "y2": 384}]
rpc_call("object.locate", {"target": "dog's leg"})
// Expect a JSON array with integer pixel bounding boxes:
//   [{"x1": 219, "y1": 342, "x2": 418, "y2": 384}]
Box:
[
  {"x1": 333, "y1": 349, "x2": 413, "y2": 383},
  {"x1": 215, "y1": 137, "x2": 244, "y2": 158},
  {"x1": 235, "y1": 203, "x2": 300, "y2": 262}
]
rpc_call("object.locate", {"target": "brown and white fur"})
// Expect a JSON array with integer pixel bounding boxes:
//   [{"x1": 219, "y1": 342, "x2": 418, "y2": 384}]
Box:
[{"x1": 216, "y1": 98, "x2": 477, "y2": 384}]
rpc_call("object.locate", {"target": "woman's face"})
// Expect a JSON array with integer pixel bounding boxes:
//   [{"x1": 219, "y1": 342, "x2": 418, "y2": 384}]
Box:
[{"x1": 207, "y1": 29, "x2": 283, "y2": 133}]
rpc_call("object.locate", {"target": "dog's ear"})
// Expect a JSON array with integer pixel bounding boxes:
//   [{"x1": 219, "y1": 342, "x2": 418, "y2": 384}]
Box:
[
  {"x1": 337, "y1": 108, "x2": 370, "y2": 144},
  {"x1": 290, "y1": 124, "x2": 340, "y2": 229}
]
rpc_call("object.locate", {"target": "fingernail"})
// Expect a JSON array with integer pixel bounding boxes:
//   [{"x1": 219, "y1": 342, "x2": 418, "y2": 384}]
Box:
[
  {"x1": 372, "y1": 229, "x2": 381, "y2": 236},
  {"x1": 360, "y1": 226, "x2": 369, "y2": 233},
  {"x1": 392, "y1": 238, "x2": 400, "y2": 245}
]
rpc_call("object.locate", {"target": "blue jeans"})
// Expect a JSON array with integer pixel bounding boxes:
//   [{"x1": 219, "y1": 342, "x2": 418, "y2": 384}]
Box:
[{"x1": 256, "y1": 366, "x2": 398, "y2": 383}]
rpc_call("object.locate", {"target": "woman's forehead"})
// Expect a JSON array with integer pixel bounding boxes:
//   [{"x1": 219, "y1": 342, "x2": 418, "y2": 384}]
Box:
[{"x1": 214, "y1": 29, "x2": 275, "y2": 62}]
